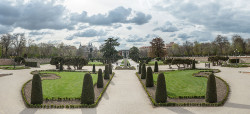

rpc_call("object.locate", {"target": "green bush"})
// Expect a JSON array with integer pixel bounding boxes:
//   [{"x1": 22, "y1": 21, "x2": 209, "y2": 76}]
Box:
[
  {"x1": 141, "y1": 64, "x2": 146, "y2": 79},
  {"x1": 104, "y1": 65, "x2": 110, "y2": 79},
  {"x1": 138, "y1": 63, "x2": 142, "y2": 74},
  {"x1": 146, "y1": 67, "x2": 154, "y2": 87},
  {"x1": 92, "y1": 64, "x2": 96, "y2": 73},
  {"x1": 14, "y1": 56, "x2": 25, "y2": 64},
  {"x1": 154, "y1": 61, "x2": 159, "y2": 72},
  {"x1": 192, "y1": 59, "x2": 196, "y2": 69},
  {"x1": 31, "y1": 74, "x2": 43, "y2": 104},
  {"x1": 229, "y1": 59, "x2": 239, "y2": 63},
  {"x1": 97, "y1": 69, "x2": 103, "y2": 88},
  {"x1": 25, "y1": 62, "x2": 39, "y2": 67},
  {"x1": 81, "y1": 73, "x2": 95, "y2": 104},
  {"x1": 59, "y1": 63, "x2": 63, "y2": 71},
  {"x1": 109, "y1": 63, "x2": 112, "y2": 74},
  {"x1": 155, "y1": 73, "x2": 167, "y2": 103},
  {"x1": 206, "y1": 73, "x2": 217, "y2": 103}
]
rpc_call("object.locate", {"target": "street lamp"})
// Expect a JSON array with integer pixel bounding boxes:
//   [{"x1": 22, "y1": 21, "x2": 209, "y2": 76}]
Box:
[{"x1": 234, "y1": 49, "x2": 240, "y2": 64}]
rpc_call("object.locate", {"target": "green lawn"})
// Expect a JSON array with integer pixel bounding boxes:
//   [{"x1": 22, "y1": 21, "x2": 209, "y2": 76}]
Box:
[
  {"x1": 88, "y1": 61, "x2": 103, "y2": 65},
  {"x1": 121, "y1": 60, "x2": 129, "y2": 64},
  {"x1": 153, "y1": 70, "x2": 209, "y2": 98},
  {"x1": 40, "y1": 71, "x2": 98, "y2": 99},
  {"x1": 148, "y1": 61, "x2": 164, "y2": 65}
]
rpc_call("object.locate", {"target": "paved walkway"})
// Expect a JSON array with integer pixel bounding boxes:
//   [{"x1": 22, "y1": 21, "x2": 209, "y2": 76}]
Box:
[{"x1": 0, "y1": 61, "x2": 250, "y2": 114}]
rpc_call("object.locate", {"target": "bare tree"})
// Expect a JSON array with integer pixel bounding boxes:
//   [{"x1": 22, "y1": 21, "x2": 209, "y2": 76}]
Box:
[
  {"x1": 150, "y1": 37, "x2": 166, "y2": 57},
  {"x1": 0, "y1": 34, "x2": 12, "y2": 58},
  {"x1": 12, "y1": 33, "x2": 26, "y2": 56}
]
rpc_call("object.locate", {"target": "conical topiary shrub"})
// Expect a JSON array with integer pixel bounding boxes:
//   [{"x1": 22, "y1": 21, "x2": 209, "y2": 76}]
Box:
[
  {"x1": 155, "y1": 73, "x2": 167, "y2": 103},
  {"x1": 138, "y1": 63, "x2": 142, "y2": 74},
  {"x1": 154, "y1": 61, "x2": 159, "y2": 72},
  {"x1": 92, "y1": 64, "x2": 96, "y2": 73},
  {"x1": 97, "y1": 69, "x2": 103, "y2": 88},
  {"x1": 31, "y1": 74, "x2": 43, "y2": 104},
  {"x1": 206, "y1": 73, "x2": 217, "y2": 103},
  {"x1": 81, "y1": 73, "x2": 95, "y2": 104},
  {"x1": 59, "y1": 63, "x2": 63, "y2": 71},
  {"x1": 104, "y1": 64, "x2": 110, "y2": 79},
  {"x1": 109, "y1": 63, "x2": 112, "y2": 74},
  {"x1": 146, "y1": 67, "x2": 154, "y2": 87},
  {"x1": 192, "y1": 59, "x2": 196, "y2": 69},
  {"x1": 141, "y1": 64, "x2": 146, "y2": 79}
]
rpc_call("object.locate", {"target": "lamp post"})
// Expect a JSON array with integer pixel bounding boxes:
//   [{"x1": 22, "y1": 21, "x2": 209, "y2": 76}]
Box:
[{"x1": 234, "y1": 49, "x2": 240, "y2": 65}]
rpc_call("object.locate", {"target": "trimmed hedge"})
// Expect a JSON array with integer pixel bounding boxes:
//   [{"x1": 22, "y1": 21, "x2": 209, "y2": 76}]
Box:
[
  {"x1": 25, "y1": 62, "x2": 39, "y2": 67},
  {"x1": 154, "y1": 61, "x2": 159, "y2": 72},
  {"x1": 81, "y1": 73, "x2": 95, "y2": 104},
  {"x1": 92, "y1": 64, "x2": 96, "y2": 73},
  {"x1": 138, "y1": 63, "x2": 142, "y2": 74},
  {"x1": 31, "y1": 74, "x2": 43, "y2": 104},
  {"x1": 146, "y1": 67, "x2": 154, "y2": 87},
  {"x1": 229, "y1": 59, "x2": 239, "y2": 63},
  {"x1": 109, "y1": 63, "x2": 112, "y2": 74},
  {"x1": 104, "y1": 65, "x2": 110, "y2": 79},
  {"x1": 206, "y1": 73, "x2": 217, "y2": 103},
  {"x1": 141, "y1": 64, "x2": 146, "y2": 79},
  {"x1": 97, "y1": 69, "x2": 103, "y2": 88},
  {"x1": 155, "y1": 73, "x2": 167, "y2": 103},
  {"x1": 192, "y1": 59, "x2": 196, "y2": 69}
]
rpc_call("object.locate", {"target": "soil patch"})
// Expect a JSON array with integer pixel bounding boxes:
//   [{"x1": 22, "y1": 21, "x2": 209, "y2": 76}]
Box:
[{"x1": 24, "y1": 73, "x2": 109, "y2": 105}]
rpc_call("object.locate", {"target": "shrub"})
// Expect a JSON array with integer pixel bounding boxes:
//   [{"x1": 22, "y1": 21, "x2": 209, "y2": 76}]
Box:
[
  {"x1": 154, "y1": 61, "x2": 159, "y2": 72},
  {"x1": 25, "y1": 62, "x2": 39, "y2": 67},
  {"x1": 146, "y1": 67, "x2": 154, "y2": 87},
  {"x1": 81, "y1": 73, "x2": 95, "y2": 104},
  {"x1": 59, "y1": 63, "x2": 63, "y2": 71},
  {"x1": 104, "y1": 65, "x2": 110, "y2": 79},
  {"x1": 14, "y1": 56, "x2": 25, "y2": 64},
  {"x1": 97, "y1": 69, "x2": 103, "y2": 88},
  {"x1": 155, "y1": 73, "x2": 167, "y2": 103},
  {"x1": 31, "y1": 74, "x2": 43, "y2": 104},
  {"x1": 138, "y1": 63, "x2": 142, "y2": 74},
  {"x1": 141, "y1": 64, "x2": 146, "y2": 79},
  {"x1": 206, "y1": 73, "x2": 217, "y2": 103},
  {"x1": 229, "y1": 59, "x2": 239, "y2": 63},
  {"x1": 92, "y1": 64, "x2": 96, "y2": 73},
  {"x1": 109, "y1": 63, "x2": 112, "y2": 74},
  {"x1": 192, "y1": 59, "x2": 196, "y2": 69}
]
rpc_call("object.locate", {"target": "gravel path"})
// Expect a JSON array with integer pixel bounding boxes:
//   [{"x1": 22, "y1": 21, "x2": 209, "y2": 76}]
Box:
[{"x1": 0, "y1": 62, "x2": 250, "y2": 114}]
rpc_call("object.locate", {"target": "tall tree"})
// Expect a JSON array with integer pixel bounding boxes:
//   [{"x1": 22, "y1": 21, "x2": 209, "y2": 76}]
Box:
[
  {"x1": 150, "y1": 37, "x2": 166, "y2": 57},
  {"x1": 100, "y1": 38, "x2": 120, "y2": 63},
  {"x1": 232, "y1": 35, "x2": 246, "y2": 55},
  {"x1": 0, "y1": 34, "x2": 12, "y2": 58},
  {"x1": 129, "y1": 46, "x2": 140, "y2": 62},
  {"x1": 183, "y1": 41, "x2": 193, "y2": 56},
  {"x1": 214, "y1": 35, "x2": 229, "y2": 55},
  {"x1": 12, "y1": 33, "x2": 26, "y2": 56}
]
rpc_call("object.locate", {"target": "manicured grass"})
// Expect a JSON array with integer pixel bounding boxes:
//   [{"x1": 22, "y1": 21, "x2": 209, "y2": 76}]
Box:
[
  {"x1": 121, "y1": 60, "x2": 129, "y2": 64},
  {"x1": 0, "y1": 66, "x2": 29, "y2": 70},
  {"x1": 153, "y1": 70, "x2": 209, "y2": 97},
  {"x1": 40, "y1": 71, "x2": 98, "y2": 99},
  {"x1": 148, "y1": 61, "x2": 164, "y2": 65},
  {"x1": 88, "y1": 61, "x2": 103, "y2": 65}
]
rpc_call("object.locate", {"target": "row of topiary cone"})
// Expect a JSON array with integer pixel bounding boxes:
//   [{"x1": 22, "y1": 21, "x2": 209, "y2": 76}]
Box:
[
  {"x1": 31, "y1": 64, "x2": 112, "y2": 105},
  {"x1": 138, "y1": 62, "x2": 217, "y2": 103}
]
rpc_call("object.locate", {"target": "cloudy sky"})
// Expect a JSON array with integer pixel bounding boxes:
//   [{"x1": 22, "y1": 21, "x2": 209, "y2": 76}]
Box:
[{"x1": 1, "y1": 0, "x2": 250, "y2": 50}]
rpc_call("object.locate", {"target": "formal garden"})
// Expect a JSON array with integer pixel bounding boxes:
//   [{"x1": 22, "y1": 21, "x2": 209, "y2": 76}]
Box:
[{"x1": 136, "y1": 58, "x2": 229, "y2": 106}]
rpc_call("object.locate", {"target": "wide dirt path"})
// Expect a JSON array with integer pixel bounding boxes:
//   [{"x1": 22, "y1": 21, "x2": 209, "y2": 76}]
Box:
[{"x1": 0, "y1": 61, "x2": 250, "y2": 114}]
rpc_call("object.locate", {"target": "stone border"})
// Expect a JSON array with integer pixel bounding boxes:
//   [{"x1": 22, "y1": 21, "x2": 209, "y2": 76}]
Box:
[{"x1": 21, "y1": 70, "x2": 115, "y2": 108}]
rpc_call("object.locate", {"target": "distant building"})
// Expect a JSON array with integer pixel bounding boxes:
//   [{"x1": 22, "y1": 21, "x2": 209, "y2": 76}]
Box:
[
  {"x1": 165, "y1": 42, "x2": 175, "y2": 49},
  {"x1": 77, "y1": 42, "x2": 98, "y2": 59}
]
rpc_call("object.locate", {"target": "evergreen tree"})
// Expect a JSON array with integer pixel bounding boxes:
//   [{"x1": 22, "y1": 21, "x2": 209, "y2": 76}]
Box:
[
  {"x1": 146, "y1": 67, "x2": 154, "y2": 87},
  {"x1": 206, "y1": 73, "x2": 217, "y2": 103},
  {"x1": 155, "y1": 73, "x2": 167, "y2": 103},
  {"x1": 97, "y1": 69, "x2": 103, "y2": 88},
  {"x1": 192, "y1": 59, "x2": 196, "y2": 69},
  {"x1": 92, "y1": 64, "x2": 96, "y2": 73},
  {"x1": 104, "y1": 64, "x2": 110, "y2": 79},
  {"x1": 81, "y1": 73, "x2": 95, "y2": 104},
  {"x1": 141, "y1": 64, "x2": 146, "y2": 79},
  {"x1": 154, "y1": 61, "x2": 159, "y2": 72},
  {"x1": 31, "y1": 74, "x2": 43, "y2": 104}
]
